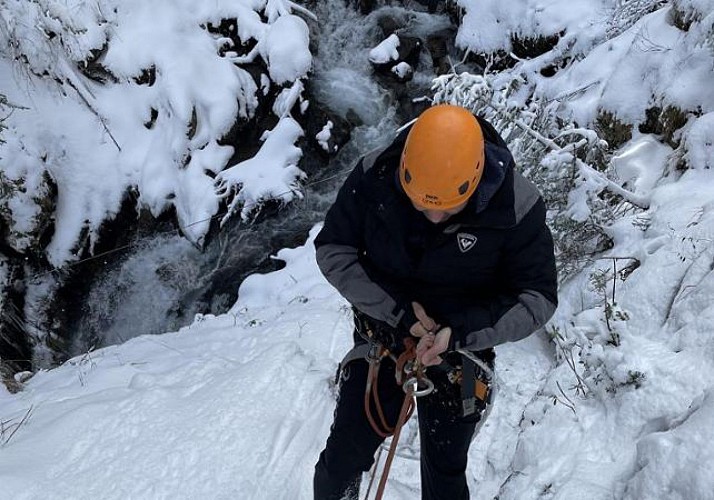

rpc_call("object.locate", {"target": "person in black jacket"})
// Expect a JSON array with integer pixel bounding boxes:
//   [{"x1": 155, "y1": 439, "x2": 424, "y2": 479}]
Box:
[{"x1": 313, "y1": 104, "x2": 558, "y2": 500}]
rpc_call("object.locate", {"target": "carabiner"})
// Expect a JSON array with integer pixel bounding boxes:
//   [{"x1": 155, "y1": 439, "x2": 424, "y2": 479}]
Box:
[
  {"x1": 403, "y1": 376, "x2": 434, "y2": 397},
  {"x1": 366, "y1": 341, "x2": 382, "y2": 363}
]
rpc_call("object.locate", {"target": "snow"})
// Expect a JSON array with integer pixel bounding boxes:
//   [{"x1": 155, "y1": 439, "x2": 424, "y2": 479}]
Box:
[
  {"x1": 391, "y1": 62, "x2": 413, "y2": 79},
  {"x1": 456, "y1": 1, "x2": 714, "y2": 131},
  {"x1": 3, "y1": 0, "x2": 714, "y2": 498},
  {"x1": 683, "y1": 112, "x2": 714, "y2": 170},
  {"x1": 455, "y1": 0, "x2": 611, "y2": 53},
  {"x1": 611, "y1": 133, "x2": 671, "y2": 196},
  {"x1": 530, "y1": 164, "x2": 714, "y2": 499},
  {"x1": 214, "y1": 116, "x2": 305, "y2": 222},
  {"x1": 676, "y1": 0, "x2": 714, "y2": 15},
  {"x1": 0, "y1": 129, "x2": 55, "y2": 253},
  {"x1": 273, "y1": 79, "x2": 306, "y2": 118},
  {"x1": 623, "y1": 391, "x2": 714, "y2": 500},
  {"x1": 0, "y1": 227, "x2": 344, "y2": 499},
  {"x1": 536, "y1": 6, "x2": 714, "y2": 127},
  {"x1": 0, "y1": 0, "x2": 312, "y2": 264},
  {"x1": 316, "y1": 120, "x2": 334, "y2": 152},
  {"x1": 369, "y1": 34, "x2": 401, "y2": 64},
  {"x1": 261, "y1": 14, "x2": 312, "y2": 85},
  {"x1": 174, "y1": 141, "x2": 234, "y2": 245}
]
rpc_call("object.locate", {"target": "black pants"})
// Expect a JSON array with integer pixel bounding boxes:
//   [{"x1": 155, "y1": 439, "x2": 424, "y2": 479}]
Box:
[{"x1": 314, "y1": 357, "x2": 482, "y2": 500}]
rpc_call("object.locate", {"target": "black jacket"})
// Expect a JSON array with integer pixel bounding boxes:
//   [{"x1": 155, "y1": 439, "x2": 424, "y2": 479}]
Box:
[{"x1": 314, "y1": 117, "x2": 557, "y2": 352}]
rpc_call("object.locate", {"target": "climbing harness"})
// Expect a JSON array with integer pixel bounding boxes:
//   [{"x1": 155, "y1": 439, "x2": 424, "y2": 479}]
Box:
[
  {"x1": 455, "y1": 348, "x2": 498, "y2": 440},
  {"x1": 454, "y1": 348, "x2": 494, "y2": 417},
  {"x1": 362, "y1": 336, "x2": 433, "y2": 439},
  {"x1": 343, "y1": 314, "x2": 495, "y2": 499}
]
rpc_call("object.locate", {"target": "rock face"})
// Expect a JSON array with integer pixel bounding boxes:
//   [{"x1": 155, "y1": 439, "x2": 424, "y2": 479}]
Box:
[
  {"x1": 367, "y1": 11, "x2": 458, "y2": 89},
  {"x1": 0, "y1": 258, "x2": 32, "y2": 376},
  {"x1": 426, "y1": 30, "x2": 456, "y2": 75},
  {"x1": 0, "y1": 161, "x2": 56, "y2": 258},
  {"x1": 1, "y1": 153, "x2": 57, "y2": 374},
  {"x1": 360, "y1": 0, "x2": 444, "y2": 15},
  {"x1": 369, "y1": 32, "x2": 422, "y2": 84},
  {"x1": 300, "y1": 92, "x2": 352, "y2": 163},
  {"x1": 363, "y1": 11, "x2": 460, "y2": 120},
  {"x1": 358, "y1": 0, "x2": 377, "y2": 15}
]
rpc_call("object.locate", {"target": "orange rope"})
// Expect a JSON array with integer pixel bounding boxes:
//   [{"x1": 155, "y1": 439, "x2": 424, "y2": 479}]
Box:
[
  {"x1": 363, "y1": 444, "x2": 383, "y2": 500},
  {"x1": 363, "y1": 340, "x2": 418, "y2": 438},
  {"x1": 364, "y1": 356, "x2": 392, "y2": 438},
  {"x1": 374, "y1": 382, "x2": 415, "y2": 500},
  {"x1": 362, "y1": 338, "x2": 422, "y2": 499}
]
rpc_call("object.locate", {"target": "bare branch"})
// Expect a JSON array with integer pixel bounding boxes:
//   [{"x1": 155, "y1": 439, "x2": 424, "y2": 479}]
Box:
[{"x1": 1, "y1": 405, "x2": 34, "y2": 446}]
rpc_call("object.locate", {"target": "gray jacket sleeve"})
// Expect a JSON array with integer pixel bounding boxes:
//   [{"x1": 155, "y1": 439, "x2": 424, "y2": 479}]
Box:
[
  {"x1": 314, "y1": 162, "x2": 407, "y2": 328},
  {"x1": 453, "y1": 190, "x2": 558, "y2": 351},
  {"x1": 315, "y1": 245, "x2": 405, "y2": 327},
  {"x1": 457, "y1": 290, "x2": 556, "y2": 351}
]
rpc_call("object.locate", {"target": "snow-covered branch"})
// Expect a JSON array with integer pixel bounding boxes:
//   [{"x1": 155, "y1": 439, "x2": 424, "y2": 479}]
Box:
[
  {"x1": 215, "y1": 117, "x2": 305, "y2": 225},
  {"x1": 0, "y1": 0, "x2": 313, "y2": 264},
  {"x1": 433, "y1": 72, "x2": 649, "y2": 210}
]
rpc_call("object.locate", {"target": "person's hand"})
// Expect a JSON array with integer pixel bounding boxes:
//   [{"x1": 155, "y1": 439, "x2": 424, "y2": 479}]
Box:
[
  {"x1": 408, "y1": 302, "x2": 439, "y2": 338},
  {"x1": 408, "y1": 302, "x2": 450, "y2": 366},
  {"x1": 415, "y1": 327, "x2": 451, "y2": 366}
]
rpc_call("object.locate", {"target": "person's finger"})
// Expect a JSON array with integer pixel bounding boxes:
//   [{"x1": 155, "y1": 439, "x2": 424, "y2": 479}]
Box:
[
  {"x1": 434, "y1": 327, "x2": 450, "y2": 348},
  {"x1": 416, "y1": 334, "x2": 434, "y2": 356},
  {"x1": 421, "y1": 327, "x2": 451, "y2": 366},
  {"x1": 416, "y1": 335, "x2": 434, "y2": 363},
  {"x1": 421, "y1": 348, "x2": 442, "y2": 366},
  {"x1": 410, "y1": 321, "x2": 426, "y2": 337},
  {"x1": 411, "y1": 302, "x2": 436, "y2": 331},
  {"x1": 416, "y1": 343, "x2": 427, "y2": 359},
  {"x1": 409, "y1": 322, "x2": 421, "y2": 337}
]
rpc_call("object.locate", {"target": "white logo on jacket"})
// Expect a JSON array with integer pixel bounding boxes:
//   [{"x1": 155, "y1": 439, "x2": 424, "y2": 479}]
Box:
[{"x1": 457, "y1": 233, "x2": 478, "y2": 253}]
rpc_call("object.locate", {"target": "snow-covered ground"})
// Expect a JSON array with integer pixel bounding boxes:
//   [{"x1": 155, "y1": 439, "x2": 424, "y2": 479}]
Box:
[
  {"x1": 2, "y1": 197, "x2": 714, "y2": 499},
  {"x1": 0, "y1": 226, "x2": 555, "y2": 499},
  {"x1": 0, "y1": 228, "x2": 343, "y2": 499},
  {"x1": 3, "y1": 0, "x2": 714, "y2": 498}
]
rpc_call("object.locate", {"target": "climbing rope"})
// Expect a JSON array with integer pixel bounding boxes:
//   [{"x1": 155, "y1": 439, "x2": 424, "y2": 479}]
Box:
[{"x1": 362, "y1": 336, "x2": 434, "y2": 500}]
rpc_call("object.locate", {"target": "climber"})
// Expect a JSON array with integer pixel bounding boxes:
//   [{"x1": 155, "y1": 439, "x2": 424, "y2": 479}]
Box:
[{"x1": 313, "y1": 104, "x2": 558, "y2": 500}]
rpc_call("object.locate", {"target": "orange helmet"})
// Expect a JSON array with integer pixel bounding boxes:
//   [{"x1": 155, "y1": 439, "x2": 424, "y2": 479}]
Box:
[{"x1": 399, "y1": 105, "x2": 485, "y2": 210}]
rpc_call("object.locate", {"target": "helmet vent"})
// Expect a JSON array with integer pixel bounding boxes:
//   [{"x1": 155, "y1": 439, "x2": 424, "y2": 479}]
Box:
[
  {"x1": 458, "y1": 181, "x2": 470, "y2": 195},
  {"x1": 404, "y1": 169, "x2": 412, "y2": 184}
]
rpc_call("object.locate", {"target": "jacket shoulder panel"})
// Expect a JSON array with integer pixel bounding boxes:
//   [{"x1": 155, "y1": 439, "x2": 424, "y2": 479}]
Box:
[
  {"x1": 513, "y1": 171, "x2": 541, "y2": 224},
  {"x1": 361, "y1": 144, "x2": 390, "y2": 173}
]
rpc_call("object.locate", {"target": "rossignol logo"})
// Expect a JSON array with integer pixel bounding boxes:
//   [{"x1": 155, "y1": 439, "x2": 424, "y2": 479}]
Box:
[{"x1": 457, "y1": 233, "x2": 477, "y2": 253}]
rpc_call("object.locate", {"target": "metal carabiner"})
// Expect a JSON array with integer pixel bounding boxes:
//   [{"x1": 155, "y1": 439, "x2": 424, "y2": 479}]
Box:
[
  {"x1": 366, "y1": 341, "x2": 382, "y2": 363},
  {"x1": 403, "y1": 376, "x2": 435, "y2": 397}
]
